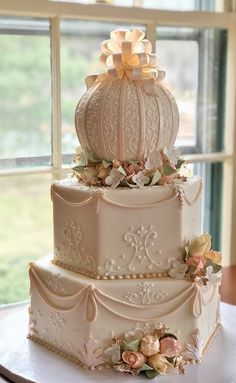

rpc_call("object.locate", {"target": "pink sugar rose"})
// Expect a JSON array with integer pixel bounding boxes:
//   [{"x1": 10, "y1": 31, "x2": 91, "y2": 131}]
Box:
[
  {"x1": 123, "y1": 162, "x2": 135, "y2": 176},
  {"x1": 186, "y1": 255, "x2": 206, "y2": 272},
  {"x1": 122, "y1": 351, "x2": 147, "y2": 369},
  {"x1": 160, "y1": 336, "x2": 181, "y2": 357}
]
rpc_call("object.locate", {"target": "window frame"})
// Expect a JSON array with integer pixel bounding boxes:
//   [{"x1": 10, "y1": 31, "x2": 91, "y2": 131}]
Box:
[{"x1": 0, "y1": 0, "x2": 236, "y2": 267}]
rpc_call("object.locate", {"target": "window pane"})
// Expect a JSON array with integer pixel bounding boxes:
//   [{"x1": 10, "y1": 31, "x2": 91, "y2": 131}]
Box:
[
  {"x1": 0, "y1": 174, "x2": 53, "y2": 305},
  {"x1": 50, "y1": 0, "x2": 219, "y2": 10},
  {"x1": 50, "y1": 0, "x2": 133, "y2": 5},
  {"x1": 0, "y1": 17, "x2": 51, "y2": 168},
  {"x1": 191, "y1": 162, "x2": 222, "y2": 252},
  {"x1": 142, "y1": 0, "x2": 217, "y2": 11},
  {"x1": 60, "y1": 20, "x2": 145, "y2": 162},
  {"x1": 156, "y1": 27, "x2": 226, "y2": 154}
]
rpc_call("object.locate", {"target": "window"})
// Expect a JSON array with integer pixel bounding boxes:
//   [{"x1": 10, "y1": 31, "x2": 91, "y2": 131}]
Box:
[
  {"x1": 156, "y1": 26, "x2": 226, "y2": 249},
  {"x1": 0, "y1": 0, "x2": 235, "y2": 305}
]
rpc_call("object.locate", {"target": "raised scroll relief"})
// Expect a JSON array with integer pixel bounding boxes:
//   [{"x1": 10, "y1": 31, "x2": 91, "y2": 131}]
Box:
[
  {"x1": 105, "y1": 225, "x2": 174, "y2": 274},
  {"x1": 181, "y1": 329, "x2": 203, "y2": 362},
  {"x1": 76, "y1": 335, "x2": 105, "y2": 368},
  {"x1": 56, "y1": 220, "x2": 95, "y2": 272},
  {"x1": 124, "y1": 281, "x2": 168, "y2": 305}
]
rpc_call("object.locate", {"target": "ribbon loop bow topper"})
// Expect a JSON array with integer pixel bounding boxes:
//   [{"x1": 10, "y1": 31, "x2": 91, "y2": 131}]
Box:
[{"x1": 85, "y1": 28, "x2": 166, "y2": 95}]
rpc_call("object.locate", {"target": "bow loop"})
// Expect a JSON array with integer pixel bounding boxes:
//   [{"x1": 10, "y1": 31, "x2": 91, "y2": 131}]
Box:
[{"x1": 86, "y1": 28, "x2": 166, "y2": 95}]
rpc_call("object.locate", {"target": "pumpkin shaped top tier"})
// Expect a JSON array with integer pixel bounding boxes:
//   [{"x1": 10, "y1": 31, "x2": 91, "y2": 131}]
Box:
[{"x1": 75, "y1": 28, "x2": 179, "y2": 162}]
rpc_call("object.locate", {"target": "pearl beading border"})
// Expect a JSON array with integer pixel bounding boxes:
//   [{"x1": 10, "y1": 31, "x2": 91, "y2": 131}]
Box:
[
  {"x1": 28, "y1": 323, "x2": 221, "y2": 371},
  {"x1": 52, "y1": 259, "x2": 169, "y2": 280},
  {"x1": 199, "y1": 323, "x2": 221, "y2": 363},
  {"x1": 27, "y1": 333, "x2": 111, "y2": 370}
]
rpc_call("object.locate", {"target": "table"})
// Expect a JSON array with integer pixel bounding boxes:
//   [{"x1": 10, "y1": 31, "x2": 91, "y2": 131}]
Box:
[{"x1": 220, "y1": 265, "x2": 236, "y2": 305}]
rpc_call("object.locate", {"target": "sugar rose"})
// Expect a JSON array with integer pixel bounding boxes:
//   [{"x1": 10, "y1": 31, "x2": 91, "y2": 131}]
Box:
[
  {"x1": 148, "y1": 353, "x2": 173, "y2": 374},
  {"x1": 204, "y1": 250, "x2": 222, "y2": 265},
  {"x1": 140, "y1": 335, "x2": 160, "y2": 356},
  {"x1": 160, "y1": 336, "x2": 181, "y2": 357},
  {"x1": 122, "y1": 351, "x2": 147, "y2": 369},
  {"x1": 186, "y1": 255, "x2": 206, "y2": 272},
  {"x1": 189, "y1": 233, "x2": 211, "y2": 257}
]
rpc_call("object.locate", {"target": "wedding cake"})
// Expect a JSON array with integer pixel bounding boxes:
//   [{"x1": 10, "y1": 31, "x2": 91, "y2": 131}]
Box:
[{"x1": 28, "y1": 28, "x2": 222, "y2": 379}]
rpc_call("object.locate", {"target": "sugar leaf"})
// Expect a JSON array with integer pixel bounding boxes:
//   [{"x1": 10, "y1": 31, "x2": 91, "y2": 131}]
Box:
[
  {"x1": 150, "y1": 170, "x2": 161, "y2": 185},
  {"x1": 122, "y1": 339, "x2": 140, "y2": 352},
  {"x1": 117, "y1": 166, "x2": 127, "y2": 176}
]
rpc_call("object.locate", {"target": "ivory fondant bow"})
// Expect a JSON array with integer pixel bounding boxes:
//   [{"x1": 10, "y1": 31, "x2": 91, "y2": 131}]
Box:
[{"x1": 85, "y1": 28, "x2": 165, "y2": 95}]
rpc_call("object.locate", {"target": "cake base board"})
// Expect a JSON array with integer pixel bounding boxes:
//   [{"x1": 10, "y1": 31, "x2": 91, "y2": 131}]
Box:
[{"x1": 1, "y1": 303, "x2": 236, "y2": 383}]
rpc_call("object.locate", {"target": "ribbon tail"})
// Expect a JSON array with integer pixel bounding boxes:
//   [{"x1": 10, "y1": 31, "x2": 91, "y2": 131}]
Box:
[
  {"x1": 157, "y1": 70, "x2": 166, "y2": 81},
  {"x1": 85, "y1": 75, "x2": 98, "y2": 89}
]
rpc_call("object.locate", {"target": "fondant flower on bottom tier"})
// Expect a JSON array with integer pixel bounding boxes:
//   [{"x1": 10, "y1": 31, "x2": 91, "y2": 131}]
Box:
[{"x1": 104, "y1": 324, "x2": 185, "y2": 379}]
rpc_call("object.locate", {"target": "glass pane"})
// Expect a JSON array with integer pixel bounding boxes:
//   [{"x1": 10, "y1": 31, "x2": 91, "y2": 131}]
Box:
[
  {"x1": 50, "y1": 0, "x2": 133, "y2": 5},
  {"x1": 0, "y1": 17, "x2": 51, "y2": 168},
  {"x1": 50, "y1": 0, "x2": 219, "y2": 10},
  {"x1": 190, "y1": 162, "x2": 222, "y2": 251},
  {"x1": 156, "y1": 27, "x2": 226, "y2": 154},
  {"x1": 0, "y1": 174, "x2": 53, "y2": 305},
  {"x1": 60, "y1": 20, "x2": 145, "y2": 161},
  {"x1": 142, "y1": 0, "x2": 217, "y2": 11}
]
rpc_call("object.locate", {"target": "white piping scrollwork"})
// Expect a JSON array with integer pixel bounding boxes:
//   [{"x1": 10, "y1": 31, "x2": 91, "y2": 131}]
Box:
[
  {"x1": 124, "y1": 281, "x2": 168, "y2": 305},
  {"x1": 56, "y1": 220, "x2": 95, "y2": 273},
  {"x1": 105, "y1": 225, "x2": 174, "y2": 274},
  {"x1": 46, "y1": 273, "x2": 71, "y2": 296}
]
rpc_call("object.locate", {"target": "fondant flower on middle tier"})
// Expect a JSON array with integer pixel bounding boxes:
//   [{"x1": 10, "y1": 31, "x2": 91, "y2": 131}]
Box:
[
  {"x1": 168, "y1": 260, "x2": 188, "y2": 280},
  {"x1": 105, "y1": 168, "x2": 125, "y2": 188},
  {"x1": 132, "y1": 171, "x2": 150, "y2": 187},
  {"x1": 187, "y1": 233, "x2": 211, "y2": 257},
  {"x1": 185, "y1": 255, "x2": 206, "y2": 272}
]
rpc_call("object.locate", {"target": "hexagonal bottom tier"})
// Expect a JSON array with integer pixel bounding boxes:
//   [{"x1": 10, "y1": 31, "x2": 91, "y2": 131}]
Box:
[{"x1": 28, "y1": 259, "x2": 221, "y2": 371}]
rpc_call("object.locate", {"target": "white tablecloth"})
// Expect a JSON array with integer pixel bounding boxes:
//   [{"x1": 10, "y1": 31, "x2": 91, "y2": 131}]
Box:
[{"x1": 0, "y1": 303, "x2": 236, "y2": 383}]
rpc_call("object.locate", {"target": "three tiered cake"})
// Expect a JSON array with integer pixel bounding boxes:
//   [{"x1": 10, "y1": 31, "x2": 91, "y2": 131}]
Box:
[{"x1": 28, "y1": 28, "x2": 222, "y2": 379}]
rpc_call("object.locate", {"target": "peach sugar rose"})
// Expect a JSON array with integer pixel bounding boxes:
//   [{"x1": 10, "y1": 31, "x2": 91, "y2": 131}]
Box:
[{"x1": 122, "y1": 351, "x2": 147, "y2": 369}]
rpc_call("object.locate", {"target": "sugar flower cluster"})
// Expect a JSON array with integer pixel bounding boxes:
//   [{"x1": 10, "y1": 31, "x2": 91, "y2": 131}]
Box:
[
  {"x1": 168, "y1": 233, "x2": 222, "y2": 285},
  {"x1": 104, "y1": 324, "x2": 185, "y2": 378},
  {"x1": 72, "y1": 147, "x2": 186, "y2": 188}
]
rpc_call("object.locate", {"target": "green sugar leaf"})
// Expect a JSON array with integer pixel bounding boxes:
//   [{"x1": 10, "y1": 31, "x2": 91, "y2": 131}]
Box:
[
  {"x1": 117, "y1": 166, "x2": 127, "y2": 176},
  {"x1": 122, "y1": 339, "x2": 140, "y2": 352},
  {"x1": 146, "y1": 370, "x2": 160, "y2": 379},
  {"x1": 138, "y1": 364, "x2": 154, "y2": 372},
  {"x1": 150, "y1": 170, "x2": 161, "y2": 185},
  {"x1": 102, "y1": 160, "x2": 112, "y2": 168},
  {"x1": 163, "y1": 163, "x2": 176, "y2": 176}
]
